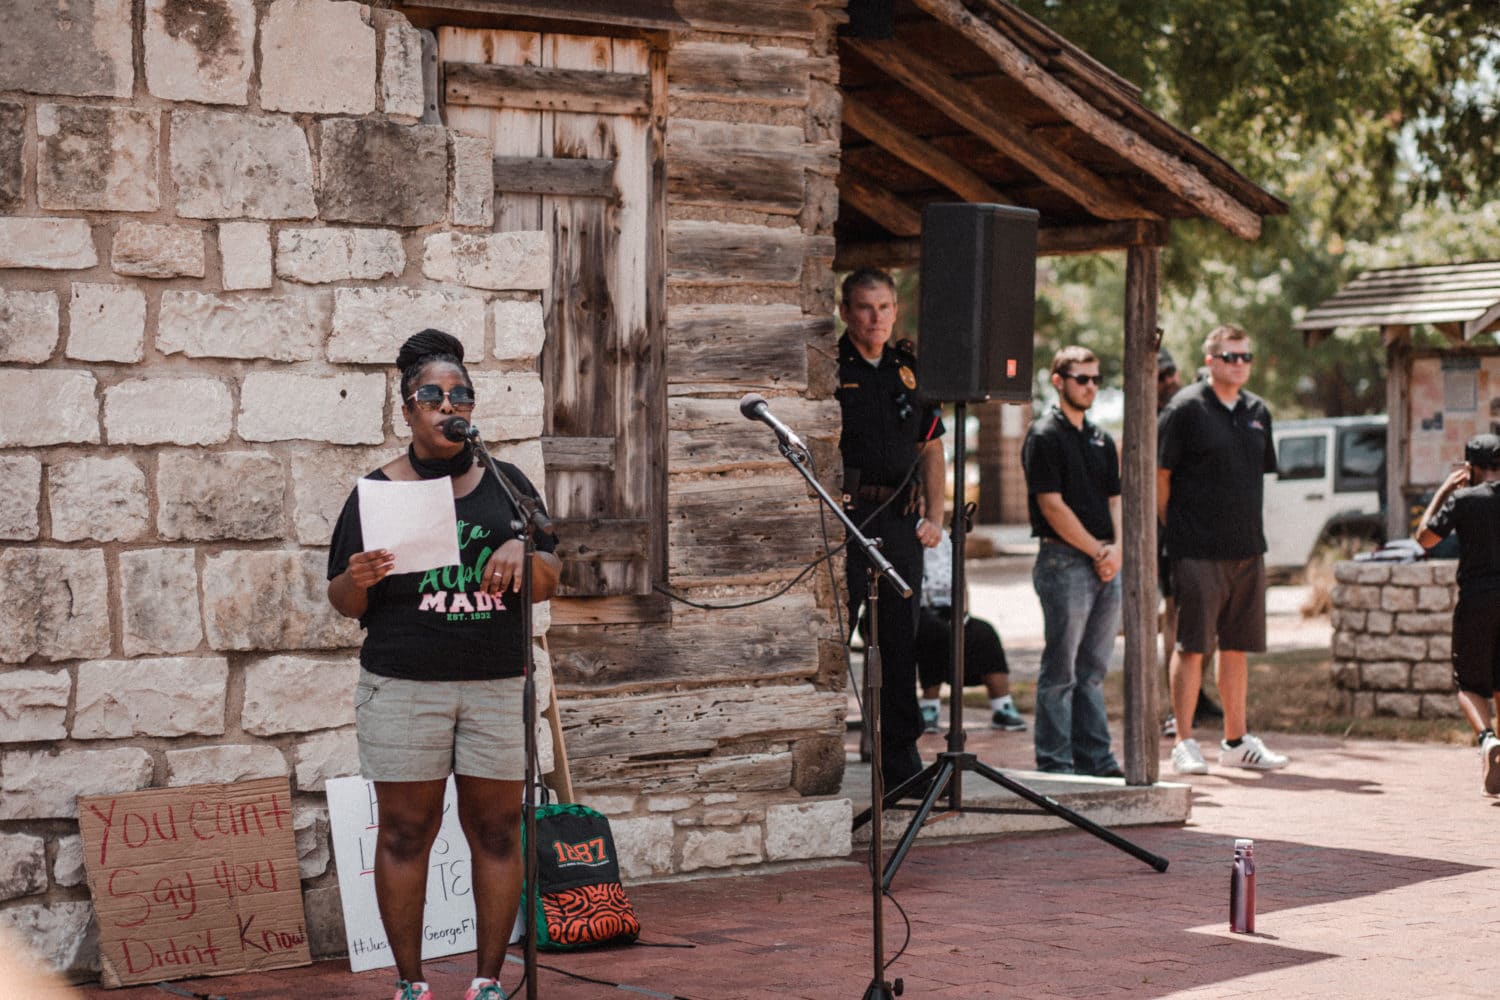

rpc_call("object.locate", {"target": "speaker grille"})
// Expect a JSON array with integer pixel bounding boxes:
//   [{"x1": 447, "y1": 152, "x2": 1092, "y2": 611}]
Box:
[{"x1": 917, "y1": 203, "x2": 1038, "y2": 403}]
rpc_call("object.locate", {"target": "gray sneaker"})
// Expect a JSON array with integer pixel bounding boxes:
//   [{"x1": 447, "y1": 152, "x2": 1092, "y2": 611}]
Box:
[
  {"x1": 990, "y1": 704, "x2": 1027, "y2": 731},
  {"x1": 920, "y1": 703, "x2": 941, "y2": 734}
]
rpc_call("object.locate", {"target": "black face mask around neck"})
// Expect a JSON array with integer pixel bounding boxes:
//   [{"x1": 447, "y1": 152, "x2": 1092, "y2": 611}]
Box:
[{"x1": 407, "y1": 441, "x2": 474, "y2": 480}]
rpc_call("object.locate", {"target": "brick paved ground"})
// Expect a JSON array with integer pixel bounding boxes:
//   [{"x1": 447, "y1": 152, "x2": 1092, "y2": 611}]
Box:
[{"x1": 80, "y1": 730, "x2": 1500, "y2": 1000}]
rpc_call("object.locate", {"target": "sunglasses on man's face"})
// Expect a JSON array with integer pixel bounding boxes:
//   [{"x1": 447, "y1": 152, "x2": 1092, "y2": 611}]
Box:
[
  {"x1": 407, "y1": 384, "x2": 477, "y2": 411},
  {"x1": 1157, "y1": 367, "x2": 1177, "y2": 381},
  {"x1": 1215, "y1": 351, "x2": 1254, "y2": 364},
  {"x1": 1062, "y1": 372, "x2": 1104, "y2": 386}
]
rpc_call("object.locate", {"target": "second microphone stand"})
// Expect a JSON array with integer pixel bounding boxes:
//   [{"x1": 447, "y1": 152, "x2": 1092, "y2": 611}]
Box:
[
  {"x1": 467, "y1": 425, "x2": 552, "y2": 1000},
  {"x1": 851, "y1": 400, "x2": 1169, "y2": 886},
  {"x1": 773, "y1": 436, "x2": 908, "y2": 1000}
]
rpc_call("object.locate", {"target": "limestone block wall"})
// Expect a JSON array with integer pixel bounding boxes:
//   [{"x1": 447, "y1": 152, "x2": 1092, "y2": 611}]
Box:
[
  {"x1": 1329, "y1": 561, "x2": 1461, "y2": 719},
  {"x1": 0, "y1": 0, "x2": 549, "y2": 976}
]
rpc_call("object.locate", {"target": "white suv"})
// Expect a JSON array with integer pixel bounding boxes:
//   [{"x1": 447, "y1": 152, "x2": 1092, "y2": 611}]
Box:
[{"x1": 1263, "y1": 415, "x2": 1387, "y2": 573}]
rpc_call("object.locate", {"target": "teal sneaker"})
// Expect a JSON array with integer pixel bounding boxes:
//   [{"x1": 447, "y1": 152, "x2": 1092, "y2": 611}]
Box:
[{"x1": 990, "y1": 704, "x2": 1027, "y2": 731}]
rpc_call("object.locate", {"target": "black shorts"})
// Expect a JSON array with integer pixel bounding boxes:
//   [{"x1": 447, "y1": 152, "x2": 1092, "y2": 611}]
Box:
[
  {"x1": 1172, "y1": 555, "x2": 1266, "y2": 654},
  {"x1": 1452, "y1": 590, "x2": 1500, "y2": 697},
  {"x1": 915, "y1": 607, "x2": 1009, "y2": 690}
]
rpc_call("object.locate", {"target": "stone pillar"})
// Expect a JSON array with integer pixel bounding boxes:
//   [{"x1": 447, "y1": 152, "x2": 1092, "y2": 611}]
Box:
[{"x1": 1330, "y1": 561, "x2": 1460, "y2": 719}]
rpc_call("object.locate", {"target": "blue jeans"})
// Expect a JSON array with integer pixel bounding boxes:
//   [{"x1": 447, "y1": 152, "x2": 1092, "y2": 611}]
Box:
[{"x1": 1032, "y1": 544, "x2": 1121, "y2": 774}]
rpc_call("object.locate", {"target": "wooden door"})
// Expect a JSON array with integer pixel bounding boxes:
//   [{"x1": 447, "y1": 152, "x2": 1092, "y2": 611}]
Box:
[{"x1": 441, "y1": 27, "x2": 667, "y2": 618}]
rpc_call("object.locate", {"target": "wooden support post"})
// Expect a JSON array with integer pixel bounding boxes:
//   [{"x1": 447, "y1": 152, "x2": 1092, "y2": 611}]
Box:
[
  {"x1": 1384, "y1": 327, "x2": 1412, "y2": 541},
  {"x1": 975, "y1": 400, "x2": 1004, "y2": 524},
  {"x1": 1121, "y1": 245, "x2": 1160, "y2": 786},
  {"x1": 538, "y1": 636, "x2": 575, "y2": 804}
]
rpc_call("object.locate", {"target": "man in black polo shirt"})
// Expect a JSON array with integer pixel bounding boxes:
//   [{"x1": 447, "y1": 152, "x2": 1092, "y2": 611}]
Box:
[
  {"x1": 1021, "y1": 346, "x2": 1123, "y2": 776},
  {"x1": 1417, "y1": 432, "x2": 1500, "y2": 795},
  {"x1": 836, "y1": 268, "x2": 946, "y2": 790},
  {"x1": 1158, "y1": 324, "x2": 1286, "y2": 775},
  {"x1": 1157, "y1": 347, "x2": 1223, "y2": 739}
]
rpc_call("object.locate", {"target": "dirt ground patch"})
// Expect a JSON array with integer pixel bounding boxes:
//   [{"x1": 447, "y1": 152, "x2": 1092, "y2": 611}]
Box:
[{"x1": 982, "y1": 649, "x2": 1476, "y2": 745}]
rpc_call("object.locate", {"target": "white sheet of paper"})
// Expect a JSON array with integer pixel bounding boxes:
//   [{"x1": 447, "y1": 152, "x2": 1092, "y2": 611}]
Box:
[{"x1": 356, "y1": 476, "x2": 461, "y2": 575}]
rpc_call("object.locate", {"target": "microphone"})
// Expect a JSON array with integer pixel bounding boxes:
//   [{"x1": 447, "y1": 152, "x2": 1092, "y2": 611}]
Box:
[
  {"x1": 739, "y1": 393, "x2": 807, "y2": 452},
  {"x1": 441, "y1": 416, "x2": 479, "y2": 443}
]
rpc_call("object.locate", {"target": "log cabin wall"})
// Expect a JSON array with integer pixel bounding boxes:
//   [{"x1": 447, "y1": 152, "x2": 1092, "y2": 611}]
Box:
[{"x1": 433, "y1": 1, "x2": 854, "y2": 878}]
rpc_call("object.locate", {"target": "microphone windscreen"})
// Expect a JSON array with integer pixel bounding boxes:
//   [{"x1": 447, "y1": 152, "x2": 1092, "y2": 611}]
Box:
[
  {"x1": 441, "y1": 417, "x2": 471, "y2": 442},
  {"x1": 738, "y1": 392, "x2": 767, "y2": 419}
]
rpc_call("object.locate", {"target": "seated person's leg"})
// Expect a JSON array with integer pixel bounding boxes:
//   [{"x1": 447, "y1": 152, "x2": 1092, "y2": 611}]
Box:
[
  {"x1": 915, "y1": 606, "x2": 950, "y2": 731},
  {"x1": 964, "y1": 616, "x2": 1026, "y2": 731}
]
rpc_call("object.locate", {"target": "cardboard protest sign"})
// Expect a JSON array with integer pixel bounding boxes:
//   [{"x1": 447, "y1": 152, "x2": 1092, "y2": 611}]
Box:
[
  {"x1": 327, "y1": 775, "x2": 487, "y2": 972},
  {"x1": 78, "y1": 778, "x2": 310, "y2": 988}
]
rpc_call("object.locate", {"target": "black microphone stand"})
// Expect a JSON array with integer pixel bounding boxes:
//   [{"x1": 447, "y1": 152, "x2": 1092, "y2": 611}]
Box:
[
  {"x1": 464, "y1": 424, "x2": 551, "y2": 1000},
  {"x1": 767, "y1": 434, "x2": 909, "y2": 1000},
  {"x1": 851, "y1": 401, "x2": 1169, "y2": 885}
]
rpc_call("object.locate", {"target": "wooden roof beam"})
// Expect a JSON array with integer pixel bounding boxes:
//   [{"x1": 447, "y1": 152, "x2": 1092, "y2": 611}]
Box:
[
  {"x1": 915, "y1": 0, "x2": 1264, "y2": 242},
  {"x1": 832, "y1": 218, "x2": 1170, "y2": 269},
  {"x1": 842, "y1": 95, "x2": 1011, "y2": 205},
  {"x1": 843, "y1": 36, "x2": 1155, "y2": 224},
  {"x1": 1467, "y1": 302, "x2": 1500, "y2": 341},
  {"x1": 839, "y1": 164, "x2": 924, "y2": 238}
]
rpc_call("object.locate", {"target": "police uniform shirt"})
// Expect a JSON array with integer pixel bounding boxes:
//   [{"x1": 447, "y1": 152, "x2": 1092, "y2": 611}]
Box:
[
  {"x1": 835, "y1": 333, "x2": 945, "y2": 491},
  {"x1": 1425, "y1": 482, "x2": 1500, "y2": 597},
  {"x1": 1021, "y1": 405, "x2": 1120, "y2": 543},
  {"x1": 1157, "y1": 379, "x2": 1277, "y2": 560}
]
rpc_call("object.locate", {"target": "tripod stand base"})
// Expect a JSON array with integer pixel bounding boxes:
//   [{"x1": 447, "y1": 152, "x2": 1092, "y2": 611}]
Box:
[
  {"x1": 862, "y1": 979, "x2": 900, "y2": 999},
  {"x1": 853, "y1": 751, "x2": 1170, "y2": 886}
]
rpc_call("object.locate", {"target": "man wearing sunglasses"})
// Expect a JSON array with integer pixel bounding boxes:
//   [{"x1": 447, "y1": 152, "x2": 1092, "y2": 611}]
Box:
[
  {"x1": 1156, "y1": 347, "x2": 1223, "y2": 739},
  {"x1": 1021, "y1": 346, "x2": 1124, "y2": 777},
  {"x1": 1158, "y1": 324, "x2": 1286, "y2": 775}
]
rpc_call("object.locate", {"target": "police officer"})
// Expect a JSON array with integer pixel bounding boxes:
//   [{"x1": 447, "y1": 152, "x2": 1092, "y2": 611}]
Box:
[{"x1": 836, "y1": 268, "x2": 946, "y2": 790}]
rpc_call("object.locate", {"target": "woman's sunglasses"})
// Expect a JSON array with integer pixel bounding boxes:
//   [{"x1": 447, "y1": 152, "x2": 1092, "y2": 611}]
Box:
[{"x1": 406, "y1": 384, "x2": 477, "y2": 411}]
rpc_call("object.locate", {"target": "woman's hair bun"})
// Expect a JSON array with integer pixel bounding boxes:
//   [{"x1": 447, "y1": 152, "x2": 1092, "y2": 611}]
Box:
[{"x1": 396, "y1": 329, "x2": 465, "y2": 371}]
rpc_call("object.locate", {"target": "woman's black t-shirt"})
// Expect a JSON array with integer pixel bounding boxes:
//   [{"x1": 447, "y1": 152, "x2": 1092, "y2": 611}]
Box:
[{"x1": 326, "y1": 463, "x2": 559, "y2": 681}]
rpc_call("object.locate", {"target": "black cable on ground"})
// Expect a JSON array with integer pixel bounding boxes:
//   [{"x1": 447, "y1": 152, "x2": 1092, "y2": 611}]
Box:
[{"x1": 503, "y1": 952, "x2": 709, "y2": 1000}]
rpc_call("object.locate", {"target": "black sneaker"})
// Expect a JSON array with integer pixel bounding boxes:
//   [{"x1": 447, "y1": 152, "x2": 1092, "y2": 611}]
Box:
[
  {"x1": 990, "y1": 704, "x2": 1027, "y2": 731},
  {"x1": 881, "y1": 745, "x2": 924, "y2": 794},
  {"x1": 1192, "y1": 692, "x2": 1223, "y2": 727}
]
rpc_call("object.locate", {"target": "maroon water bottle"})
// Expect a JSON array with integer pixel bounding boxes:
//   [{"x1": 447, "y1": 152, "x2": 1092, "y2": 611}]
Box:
[{"x1": 1229, "y1": 838, "x2": 1256, "y2": 933}]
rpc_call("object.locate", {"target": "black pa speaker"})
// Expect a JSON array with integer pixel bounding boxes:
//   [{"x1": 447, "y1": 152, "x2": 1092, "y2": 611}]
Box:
[
  {"x1": 842, "y1": 0, "x2": 894, "y2": 38},
  {"x1": 917, "y1": 203, "x2": 1039, "y2": 403}
]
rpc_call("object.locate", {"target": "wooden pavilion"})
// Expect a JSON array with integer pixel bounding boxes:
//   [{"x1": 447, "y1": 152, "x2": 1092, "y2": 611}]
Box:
[
  {"x1": 831, "y1": 0, "x2": 1286, "y2": 782},
  {"x1": 1297, "y1": 260, "x2": 1500, "y2": 538}
]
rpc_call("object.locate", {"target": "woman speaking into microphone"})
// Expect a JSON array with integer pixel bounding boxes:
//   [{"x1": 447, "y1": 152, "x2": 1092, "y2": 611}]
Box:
[{"x1": 327, "y1": 329, "x2": 561, "y2": 1000}]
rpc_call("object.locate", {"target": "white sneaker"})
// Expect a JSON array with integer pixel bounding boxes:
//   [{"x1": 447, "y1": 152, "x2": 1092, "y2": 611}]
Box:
[
  {"x1": 1481, "y1": 735, "x2": 1500, "y2": 796},
  {"x1": 1220, "y1": 733, "x2": 1289, "y2": 771},
  {"x1": 1171, "y1": 738, "x2": 1209, "y2": 775}
]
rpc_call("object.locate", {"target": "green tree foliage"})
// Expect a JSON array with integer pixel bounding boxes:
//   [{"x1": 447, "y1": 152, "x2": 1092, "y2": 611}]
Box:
[{"x1": 1011, "y1": 0, "x2": 1500, "y2": 415}]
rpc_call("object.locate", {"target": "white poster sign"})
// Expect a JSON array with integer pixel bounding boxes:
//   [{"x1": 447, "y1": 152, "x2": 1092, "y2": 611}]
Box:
[{"x1": 327, "y1": 775, "x2": 478, "y2": 972}]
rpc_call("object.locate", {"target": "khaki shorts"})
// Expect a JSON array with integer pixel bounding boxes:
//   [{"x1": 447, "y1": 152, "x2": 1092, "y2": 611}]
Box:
[
  {"x1": 353, "y1": 668, "x2": 526, "y2": 782},
  {"x1": 1172, "y1": 555, "x2": 1267, "y2": 654}
]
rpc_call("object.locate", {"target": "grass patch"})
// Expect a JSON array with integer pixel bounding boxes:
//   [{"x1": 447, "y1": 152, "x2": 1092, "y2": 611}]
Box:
[{"x1": 961, "y1": 648, "x2": 1473, "y2": 745}]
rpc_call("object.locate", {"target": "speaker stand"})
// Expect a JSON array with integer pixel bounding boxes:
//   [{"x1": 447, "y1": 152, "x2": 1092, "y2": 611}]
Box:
[{"x1": 852, "y1": 401, "x2": 1169, "y2": 886}]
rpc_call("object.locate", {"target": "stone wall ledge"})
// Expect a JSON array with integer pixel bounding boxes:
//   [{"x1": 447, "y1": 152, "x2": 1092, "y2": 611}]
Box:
[{"x1": 1329, "y1": 559, "x2": 1460, "y2": 719}]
